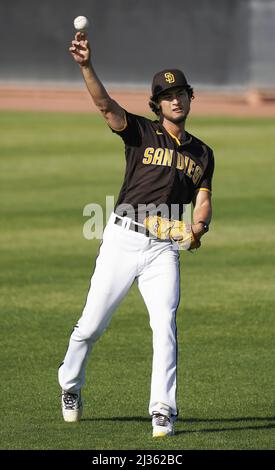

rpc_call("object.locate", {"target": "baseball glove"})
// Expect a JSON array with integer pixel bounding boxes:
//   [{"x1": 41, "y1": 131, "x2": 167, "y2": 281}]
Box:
[{"x1": 143, "y1": 215, "x2": 201, "y2": 250}]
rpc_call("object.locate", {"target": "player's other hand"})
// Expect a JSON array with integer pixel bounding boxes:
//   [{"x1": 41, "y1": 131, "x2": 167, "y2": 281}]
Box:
[{"x1": 69, "y1": 32, "x2": 90, "y2": 67}]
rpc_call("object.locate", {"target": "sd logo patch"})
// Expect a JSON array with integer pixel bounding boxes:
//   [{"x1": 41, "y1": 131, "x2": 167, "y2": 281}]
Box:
[{"x1": 164, "y1": 72, "x2": 175, "y2": 84}]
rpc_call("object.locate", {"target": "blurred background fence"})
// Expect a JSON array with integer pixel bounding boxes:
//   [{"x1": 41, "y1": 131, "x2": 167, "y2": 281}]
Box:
[{"x1": 0, "y1": 0, "x2": 275, "y2": 91}]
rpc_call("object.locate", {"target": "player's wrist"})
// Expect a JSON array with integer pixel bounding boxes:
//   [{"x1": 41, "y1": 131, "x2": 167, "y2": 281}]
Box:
[
  {"x1": 192, "y1": 221, "x2": 209, "y2": 239},
  {"x1": 197, "y1": 220, "x2": 209, "y2": 233},
  {"x1": 79, "y1": 61, "x2": 91, "y2": 69}
]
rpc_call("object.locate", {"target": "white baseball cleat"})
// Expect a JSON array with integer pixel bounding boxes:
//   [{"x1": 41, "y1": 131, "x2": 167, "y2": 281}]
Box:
[
  {"x1": 61, "y1": 390, "x2": 83, "y2": 422},
  {"x1": 152, "y1": 403, "x2": 175, "y2": 437}
]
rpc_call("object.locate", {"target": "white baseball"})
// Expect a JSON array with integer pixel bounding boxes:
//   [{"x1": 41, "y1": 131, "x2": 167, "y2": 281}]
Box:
[{"x1": 73, "y1": 16, "x2": 89, "y2": 32}]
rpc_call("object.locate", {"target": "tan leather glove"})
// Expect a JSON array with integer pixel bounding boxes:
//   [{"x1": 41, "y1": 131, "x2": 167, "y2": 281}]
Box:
[{"x1": 143, "y1": 216, "x2": 200, "y2": 250}]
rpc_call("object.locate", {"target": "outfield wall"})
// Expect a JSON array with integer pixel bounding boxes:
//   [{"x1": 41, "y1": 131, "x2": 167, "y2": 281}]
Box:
[{"x1": 0, "y1": 0, "x2": 275, "y2": 89}]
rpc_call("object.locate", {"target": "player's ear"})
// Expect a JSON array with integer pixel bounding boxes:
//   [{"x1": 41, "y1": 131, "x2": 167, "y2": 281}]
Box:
[
  {"x1": 156, "y1": 100, "x2": 162, "y2": 118},
  {"x1": 155, "y1": 102, "x2": 161, "y2": 115},
  {"x1": 148, "y1": 98, "x2": 161, "y2": 116}
]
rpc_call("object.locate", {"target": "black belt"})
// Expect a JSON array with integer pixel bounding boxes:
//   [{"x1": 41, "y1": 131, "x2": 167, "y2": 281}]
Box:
[{"x1": 114, "y1": 216, "x2": 149, "y2": 237}]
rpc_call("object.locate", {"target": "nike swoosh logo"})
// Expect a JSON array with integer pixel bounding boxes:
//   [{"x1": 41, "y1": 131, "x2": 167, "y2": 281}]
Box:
[{"x1": 156, "y1": 130, "x2": 163, "y2": 135}]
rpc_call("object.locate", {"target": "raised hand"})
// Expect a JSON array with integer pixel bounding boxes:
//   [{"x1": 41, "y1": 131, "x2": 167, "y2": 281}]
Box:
[{"x1": 69, "y1": 32, "x2": 90, "y2": 67}]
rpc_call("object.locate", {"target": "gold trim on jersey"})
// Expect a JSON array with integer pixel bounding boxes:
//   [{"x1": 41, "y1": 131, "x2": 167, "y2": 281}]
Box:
[
  {"x1": 195, "y1": 187, "x2": 211, "y2": 193},
  {"x1": 167, "y1": 130, "x2": 181, "y2": 146}
]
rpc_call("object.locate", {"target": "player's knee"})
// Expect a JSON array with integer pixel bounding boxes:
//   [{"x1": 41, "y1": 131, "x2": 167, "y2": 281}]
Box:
[{"x1": 72, "y1": 322, "x2": 105, "y2": 343}]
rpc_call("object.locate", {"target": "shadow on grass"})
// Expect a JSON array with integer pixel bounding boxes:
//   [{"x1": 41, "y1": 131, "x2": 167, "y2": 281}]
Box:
[
  {"x1": 176, "y1": 416, "x2": 275, "y2": 436},
  {"x1": 81, "y1": 416, "x2": 275, "y2": 434}
]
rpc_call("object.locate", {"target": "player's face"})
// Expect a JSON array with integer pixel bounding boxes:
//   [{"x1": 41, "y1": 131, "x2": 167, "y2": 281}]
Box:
[{"x1": 158, "y1": 87, "x2": 190, "y2": 124}]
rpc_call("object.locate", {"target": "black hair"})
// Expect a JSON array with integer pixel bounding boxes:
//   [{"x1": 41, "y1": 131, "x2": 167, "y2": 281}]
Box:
[{"x1": 148, "y1": 84, "x2": 194, "y2": 116}]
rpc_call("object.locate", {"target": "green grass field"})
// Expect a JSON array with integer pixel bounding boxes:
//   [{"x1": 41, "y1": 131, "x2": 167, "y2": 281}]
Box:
[{"x1": 1, "y1": 111, "x2": 275, "y2": 450}]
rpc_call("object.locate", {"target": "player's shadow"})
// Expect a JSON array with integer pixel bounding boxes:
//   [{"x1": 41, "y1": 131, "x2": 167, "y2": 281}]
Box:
[
  {"x1": 82, "y1": 415, "x2": 275, "y2": 434},
  {"x1": 175, "y1": 416, "x2": 275, "y2": 435}
]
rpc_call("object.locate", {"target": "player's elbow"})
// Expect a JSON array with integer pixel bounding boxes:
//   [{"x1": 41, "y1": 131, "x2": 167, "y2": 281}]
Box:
[{"x1": 95, "y1": 97, "x2": 113, "y2": 114}]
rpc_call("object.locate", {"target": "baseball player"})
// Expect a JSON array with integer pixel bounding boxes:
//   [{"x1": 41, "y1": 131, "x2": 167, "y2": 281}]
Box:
[{"x1": 58, "y1": 32, "x2": 214, "y2": 438}]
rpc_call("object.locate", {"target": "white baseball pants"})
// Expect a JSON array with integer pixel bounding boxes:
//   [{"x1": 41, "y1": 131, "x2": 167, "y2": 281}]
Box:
[{"x1": 58, "y1": 212, "x2": 180, "y2": 416}]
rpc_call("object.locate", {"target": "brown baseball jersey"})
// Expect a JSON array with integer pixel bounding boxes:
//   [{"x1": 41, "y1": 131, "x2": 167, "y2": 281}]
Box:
[{"x1": 111, "y1": 111, "x2": 214, "y2": 222}]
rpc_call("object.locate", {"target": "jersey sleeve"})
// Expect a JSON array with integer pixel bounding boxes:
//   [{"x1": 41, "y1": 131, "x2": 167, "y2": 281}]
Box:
[
  {"x1": 197, "y1": 150, "x2": 215, "y2": 193},
  {"x1": 109, "y1": 111, "x2": 142, "y2": 146}
]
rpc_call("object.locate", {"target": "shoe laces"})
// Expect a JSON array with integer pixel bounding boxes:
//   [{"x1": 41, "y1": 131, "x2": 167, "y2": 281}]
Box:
[
  {"x1": 62, "y1": 391, "x2": 80, "y2": 409},
  {"x1": 153, "y1": 412, "x2": 170, "y2": 427}
]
